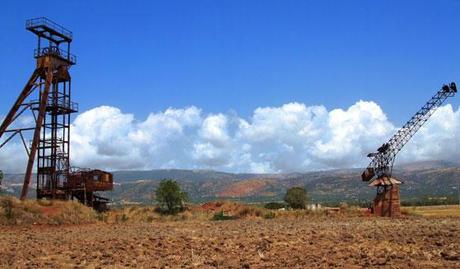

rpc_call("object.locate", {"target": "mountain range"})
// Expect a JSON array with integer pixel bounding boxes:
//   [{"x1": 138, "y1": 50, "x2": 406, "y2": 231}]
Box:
[{"x1": 2, "y1": 160, "x2": 460, "y2": 206}]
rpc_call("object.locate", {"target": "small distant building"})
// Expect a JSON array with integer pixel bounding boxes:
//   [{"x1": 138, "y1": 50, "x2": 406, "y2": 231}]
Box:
[{"x1": 307, "y1": 203, "x2": 322, "y2": 211}]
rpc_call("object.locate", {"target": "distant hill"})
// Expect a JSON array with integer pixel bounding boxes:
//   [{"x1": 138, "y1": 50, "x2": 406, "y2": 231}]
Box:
[
  {"x1": 106, "y1": 161, "x2": 460, "y2": 205},
  {"x1": 396, "y1": 160, "x2": 459, "y2": 172},
  {"x1": 112, "y1": 169, "x2": 261, "y2": 182},
  {"x1": 2, "y1": 161, "x2": 460, "y2": 205}
]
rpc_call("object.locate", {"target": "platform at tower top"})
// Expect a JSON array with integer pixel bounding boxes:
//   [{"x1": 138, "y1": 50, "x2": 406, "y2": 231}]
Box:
[{"x1": 26, "y1": 17, "x2": 73, "y2": 43}]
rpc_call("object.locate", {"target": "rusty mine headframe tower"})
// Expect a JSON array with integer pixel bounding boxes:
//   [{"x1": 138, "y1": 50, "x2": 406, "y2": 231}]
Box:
[
  {"x1": 0, "y1": 18, "x2": 113, "y2": 210},
  {"x1": 362, "y1": 82, "x2": 457, "y2": 217}
]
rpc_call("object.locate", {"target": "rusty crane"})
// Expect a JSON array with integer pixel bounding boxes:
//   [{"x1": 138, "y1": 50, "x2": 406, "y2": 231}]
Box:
[
  {"x1": 0, "y1": 18, "x2": 113, "y2": 211},
  {"x1": 362, "y1": 82, "x2": 457, "y2": 217}
]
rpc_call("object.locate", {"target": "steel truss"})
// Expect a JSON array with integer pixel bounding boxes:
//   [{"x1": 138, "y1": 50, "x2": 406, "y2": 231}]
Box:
[{"x1": 362, "y1": 83, "x2": 457, "y2": 182}]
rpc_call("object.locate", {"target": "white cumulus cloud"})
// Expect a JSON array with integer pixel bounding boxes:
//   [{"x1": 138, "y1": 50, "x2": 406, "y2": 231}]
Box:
[{"x1": 1, "y1": 101, "x2": 460, "y2": 173}]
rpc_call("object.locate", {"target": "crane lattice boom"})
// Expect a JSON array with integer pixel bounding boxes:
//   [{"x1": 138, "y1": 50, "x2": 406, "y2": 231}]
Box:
[{"x1": 362, "y1": 82, "x2": 457, "y2": 182}]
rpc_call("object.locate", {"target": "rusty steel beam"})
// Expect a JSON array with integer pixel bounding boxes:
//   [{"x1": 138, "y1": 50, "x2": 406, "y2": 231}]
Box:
[
  {"x1": 2, "y1": 127, "x2": 37, "y2": 133},
  {"x1": 0, "y1": 131, "x2": 21, "y2": 149},
  {"x1": 19, "y1": 131, "x2": 30, "y2": 157},
  {"x1": 20, "y1": 64, "x2": 53, "y2": 200},
  {"x1": 0, "y1": 69, "x2": 40, "y2": 139}
]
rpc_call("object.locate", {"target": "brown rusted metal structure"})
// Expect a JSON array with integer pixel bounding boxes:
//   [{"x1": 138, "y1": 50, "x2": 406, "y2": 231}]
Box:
[
  {"x1": 362, "y1": 83, "x2": 457, "y2": 217},
  {"x1": 369, "y1": 177, "x2": 401, "y2": 217},
  {"x1": 67, "y1": 169, "x2": 113, "y2": 211},
  {"x1": 0, "y1": 18, "x2": 112, "y2": 210}
]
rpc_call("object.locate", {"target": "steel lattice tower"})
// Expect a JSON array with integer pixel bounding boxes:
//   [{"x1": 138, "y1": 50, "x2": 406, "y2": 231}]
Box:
[{"x1": 0, "y1": 18, "x2": 78, "y2": 200}]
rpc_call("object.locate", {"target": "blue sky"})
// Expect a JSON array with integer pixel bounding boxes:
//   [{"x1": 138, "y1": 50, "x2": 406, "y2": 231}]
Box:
[
  {"x1": 1, "y1": 0, "x2": 459, "y2": 123},
  {"x1": 1, "y1": 1, "x2": 460, "y2": 173}
]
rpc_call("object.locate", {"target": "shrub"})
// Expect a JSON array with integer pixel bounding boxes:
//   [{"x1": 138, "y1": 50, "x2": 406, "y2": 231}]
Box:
[
  {"x1": 96, "y1": 212, "x2": 108, "y2": 222},
  {"x1": 264, "y1": 202, "x2": 286, "y2": 210},
  {"x1": 212, "y1": 211, "x2": 236, "y2": 221},
  {"x1": 155, "y1": 179, "x2": 189, "y2": 215},
  {"x1": 115, "y1": 213, "x2": 129, "y2": 223},
  {"x1": 284, "y1": 187, "x2": 308, "y2": 209},
  {"x1": 1, "y1": 197, "x2": 14, "y2": 220}
]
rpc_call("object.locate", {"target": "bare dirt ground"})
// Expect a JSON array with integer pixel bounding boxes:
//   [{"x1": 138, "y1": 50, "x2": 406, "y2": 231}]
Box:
[{"x1": 1, "y1": 216, "x2": 459, "y2": 269}]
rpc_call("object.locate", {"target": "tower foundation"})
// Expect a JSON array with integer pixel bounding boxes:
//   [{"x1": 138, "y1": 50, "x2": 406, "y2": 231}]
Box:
[{"x1": 370, "y1": 177, "x2": 401, "y2": 217}]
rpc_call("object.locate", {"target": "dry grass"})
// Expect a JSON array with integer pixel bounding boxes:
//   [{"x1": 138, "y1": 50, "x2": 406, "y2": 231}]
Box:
[
  {"x1": 402, "y1": 205, "x2": 460, "y2": 218},
  {"x1": 4, "y1": 195, "x2": 458, "y2": 228},
  {"x1": 2, "y1": 198, "x2": 269, "y2": 226},
  {"x1": 0, "y1": 198, "x2": 367, "y2": 226},
  {"x1": 101, "y1": 205, "x2": 207, "y2": 224},
  {"x1": 0, "y1": 196, "x2": 97, "y2": 225},
  {"x1": 103, "y1": 201, "x2": 279, "y2": 224}
]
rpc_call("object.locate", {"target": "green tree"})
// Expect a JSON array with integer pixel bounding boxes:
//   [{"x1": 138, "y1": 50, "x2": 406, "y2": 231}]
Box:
[
  {"x1": 284, "y1": 187, "x2": 308, "y2": 209},
  {"x1": 0, "y1": 170, "x2": 3, "y2": 186},
  {"x1": 155, "y1": 179, "x2": 188, "y2": 214}
]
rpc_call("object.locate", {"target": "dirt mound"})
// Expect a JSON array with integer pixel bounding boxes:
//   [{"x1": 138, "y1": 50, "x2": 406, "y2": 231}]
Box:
[{"x1": 0, "y1": 196, "x2": 97, "y2": 225}]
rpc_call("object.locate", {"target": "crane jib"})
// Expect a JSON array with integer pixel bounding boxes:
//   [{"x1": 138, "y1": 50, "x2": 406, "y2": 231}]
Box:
[{"x1": 361, "y1": 82, "x2": 457, "y2": 182}]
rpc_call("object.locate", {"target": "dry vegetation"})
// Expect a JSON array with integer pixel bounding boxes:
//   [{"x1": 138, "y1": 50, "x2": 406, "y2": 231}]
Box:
[
  {"x1": 0, "y1": 196, "x2": 96, "y2": 226},
  {"x1": 1, "y1": 197, "x2": 460, "y2": 268},
  {"x1": 402, "y1": 205, "x2": 460, "y2": 218}
]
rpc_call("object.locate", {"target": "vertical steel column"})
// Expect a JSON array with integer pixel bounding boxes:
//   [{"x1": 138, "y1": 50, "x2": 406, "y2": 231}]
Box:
[{"x1": 20, "y1": 62, "x2": 53, "y2": 200}]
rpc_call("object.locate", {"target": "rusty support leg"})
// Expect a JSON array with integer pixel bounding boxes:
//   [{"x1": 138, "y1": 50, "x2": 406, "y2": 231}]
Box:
[
  {"x1": 20, "y1": 67, "x2": 52, "y2": 201},
  {"x1": 0, "y1": 69, "x2": 39, "y2": 138},
  {"x1": 389, "y1": 185, "x2": 393, "y2": 217}
]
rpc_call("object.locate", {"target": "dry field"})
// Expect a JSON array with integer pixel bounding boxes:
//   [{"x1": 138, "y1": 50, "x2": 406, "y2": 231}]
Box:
[
  {"x1": 403, "y1": 205, "x2": 460, "y2": 218},
  {"x1": 1, "y1": 213, "x2": 460, "y2": 268}
]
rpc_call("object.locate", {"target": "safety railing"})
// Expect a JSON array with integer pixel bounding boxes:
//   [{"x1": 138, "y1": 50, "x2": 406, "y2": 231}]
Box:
[
  {"x1": 30, "y1": 96, "x2": 78, "y2": 113},
  {"x1": 49, "y1": 96, "x2": 79, "y2": 112},
  {"x1": 26, "y1": 17, "x2": 73, "y2": 40},
  {"x1": 34, "y1": 47, "x2": 77, "y2": 65}
]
